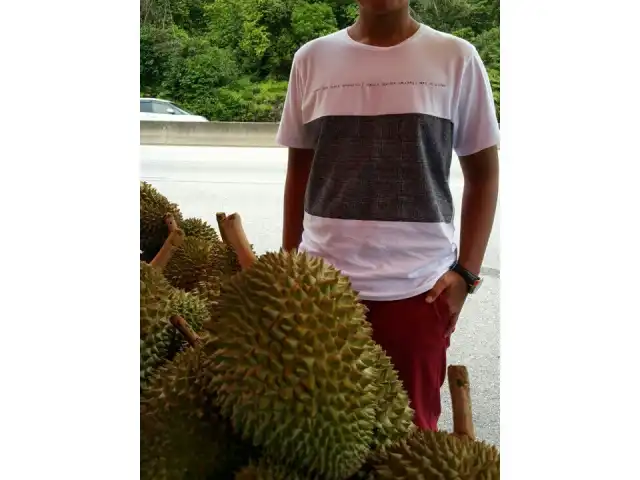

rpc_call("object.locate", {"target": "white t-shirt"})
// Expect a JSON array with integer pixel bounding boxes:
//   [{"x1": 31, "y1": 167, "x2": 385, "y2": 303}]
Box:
[{"x1": 276, "y1": 24, "x2": 500, "y2": 301}]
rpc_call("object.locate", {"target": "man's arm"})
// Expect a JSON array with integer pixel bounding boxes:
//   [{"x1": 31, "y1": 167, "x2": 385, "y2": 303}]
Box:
[
  {"x1": 457, "y1": 145, "x2": 499, "y2": 276},
  {"x1": 282, "y1": 148, "x2": 314, "y2": 251},
  {"x1": 276, "y1": 51, "x2": 314, "y2": 251}
]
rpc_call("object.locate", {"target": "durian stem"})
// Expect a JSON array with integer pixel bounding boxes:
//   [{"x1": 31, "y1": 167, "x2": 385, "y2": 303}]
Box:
[
  {"x1": 164, "y1": 213, "x2": 178, "y2": 233},
  {"x1": 448, "y1": 365, "x2": 476, "y2": 440},
  {"x1": 150, "y1": 227, "x2": 185, "y2": 272},
  {"x1": 219, "y1": 213, "x2": 257, "y2": 270},
  {"x1": 216, "y1": 213, "x2": 229, "y2": 245},
  {"x1": 170, "y1": 315, "x2": 201, "y2": 347}
]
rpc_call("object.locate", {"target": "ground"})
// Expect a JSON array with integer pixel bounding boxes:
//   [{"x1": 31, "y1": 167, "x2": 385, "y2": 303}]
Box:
[{"x1": 140, "y1": 145, "x2": 501, "y2": 446}]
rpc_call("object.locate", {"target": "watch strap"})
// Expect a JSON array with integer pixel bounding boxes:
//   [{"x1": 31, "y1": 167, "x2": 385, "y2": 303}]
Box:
[{"x1": 450, "y1": 261, "x2": 482, "y2": 293}]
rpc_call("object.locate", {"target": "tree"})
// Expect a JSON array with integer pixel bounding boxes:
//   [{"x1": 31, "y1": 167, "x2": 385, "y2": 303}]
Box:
[{"x1": 140, "y1": 0, "x2": 500, "y2": 121}]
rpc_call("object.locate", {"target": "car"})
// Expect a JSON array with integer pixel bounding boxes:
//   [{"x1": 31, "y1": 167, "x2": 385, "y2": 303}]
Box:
[{"x1": 140, "y1": 98, "x2": 208, "y2": 122}]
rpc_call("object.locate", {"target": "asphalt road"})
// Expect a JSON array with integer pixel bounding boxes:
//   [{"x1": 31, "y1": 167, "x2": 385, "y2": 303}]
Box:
[{"x1": 140, "y1": 145, "x2": 500, "y2": 446}]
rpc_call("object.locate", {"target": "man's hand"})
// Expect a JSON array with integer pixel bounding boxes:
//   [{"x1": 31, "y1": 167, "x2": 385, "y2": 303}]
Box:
[{"x1": 425, "y1": 271, "x2": 468, "y2": 338}]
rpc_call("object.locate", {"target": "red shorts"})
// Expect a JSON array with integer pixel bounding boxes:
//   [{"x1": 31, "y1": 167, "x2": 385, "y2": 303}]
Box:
[{"x1": 362, "y1": 292, "x2": 451, "y2": 431}]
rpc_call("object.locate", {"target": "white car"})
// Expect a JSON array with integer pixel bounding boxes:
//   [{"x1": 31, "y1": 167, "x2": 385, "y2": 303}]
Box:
[{"x1": 140, "y1": 98, "x2": 208, "y2": 122}]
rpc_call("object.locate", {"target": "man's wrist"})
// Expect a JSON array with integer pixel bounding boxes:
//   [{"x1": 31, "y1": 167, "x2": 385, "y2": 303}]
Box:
[
  {"x1": 450, "y1": 260, "x2": 483, "y2": 294},
  {"x1": 456, "y1": 257, "x2": 481, "y2": 277}
]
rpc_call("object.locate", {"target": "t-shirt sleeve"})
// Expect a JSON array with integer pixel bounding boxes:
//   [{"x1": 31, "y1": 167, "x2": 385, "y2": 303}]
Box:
[
  {"x1": 453, "y1": 47, "x2": 500, "y2": 157},
  {"x1": 276, "y1": 54, "x2": 315, "y2": 149}
]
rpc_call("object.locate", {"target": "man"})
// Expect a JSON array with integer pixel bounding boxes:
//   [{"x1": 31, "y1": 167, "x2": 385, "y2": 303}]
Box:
[{"x1": 276, "y1": 0, "x2": 499, "y2": 431}]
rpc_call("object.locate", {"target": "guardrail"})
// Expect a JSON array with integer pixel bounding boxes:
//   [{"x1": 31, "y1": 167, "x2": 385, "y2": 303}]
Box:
[{"x1": 140, "y1": 121, "x2": 280, "y2": 147}]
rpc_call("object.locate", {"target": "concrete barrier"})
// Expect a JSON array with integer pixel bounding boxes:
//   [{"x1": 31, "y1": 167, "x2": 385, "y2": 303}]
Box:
[{"x1": 140, "y1": 121, "x2": 281, "y2": 147}]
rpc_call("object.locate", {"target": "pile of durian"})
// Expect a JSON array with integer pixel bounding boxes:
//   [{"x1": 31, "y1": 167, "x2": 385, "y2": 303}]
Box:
[{"x1": 140, "y1": 181, "x2": 500, "y2": 480}]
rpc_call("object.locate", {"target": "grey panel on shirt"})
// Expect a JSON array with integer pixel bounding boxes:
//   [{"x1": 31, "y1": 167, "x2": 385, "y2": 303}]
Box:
[{"x1": 304, "y1": 113, "x2": 454, "y2": 223}]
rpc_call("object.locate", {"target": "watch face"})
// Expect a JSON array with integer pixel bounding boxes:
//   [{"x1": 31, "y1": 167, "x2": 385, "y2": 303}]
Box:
[{"x1": 469, "y1": 278, "x2": 483, "y2": 294}]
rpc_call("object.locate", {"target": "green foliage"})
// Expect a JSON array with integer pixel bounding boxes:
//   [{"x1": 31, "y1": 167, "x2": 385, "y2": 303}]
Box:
[
  {"x1": 140, "y1": 0, "x2": 500, "y2": 121},
  {"x1": 207, "y1": 79, "x2": 289, "y2": 122},
  {"x1": 292, "y1": 2, "x2": 338, "y2": 45}
]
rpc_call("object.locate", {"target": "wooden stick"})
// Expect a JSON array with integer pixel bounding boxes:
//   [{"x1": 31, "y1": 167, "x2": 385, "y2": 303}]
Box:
[
  {"x1": 149, "y1": 215, "x2": 185, "y2": 271},
  {"x1": 216, "y1": 213, "x2": 229, "y2": 245},
  {"x1": 219, "y1": 213, "x2": 257, "y2": 270},
  {"x1": 448, "y1": 365, "x2": 476, "y2": 440},
  {"x1": 170, "y1": 315, "x2": 201, "y2": 347}
]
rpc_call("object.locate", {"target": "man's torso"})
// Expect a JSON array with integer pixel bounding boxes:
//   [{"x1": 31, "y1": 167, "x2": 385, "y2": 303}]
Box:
[{"x1": 294, "y1": 25, "x2": 473, "y2": 301}]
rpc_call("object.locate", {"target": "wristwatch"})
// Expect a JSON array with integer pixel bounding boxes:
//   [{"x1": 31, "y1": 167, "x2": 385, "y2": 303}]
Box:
[{"x1": 450, "y1": 261, "x2": 483, "y2": 294}]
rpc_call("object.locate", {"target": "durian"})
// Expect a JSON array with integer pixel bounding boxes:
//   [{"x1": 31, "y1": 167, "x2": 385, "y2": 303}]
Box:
[
  {"x1": 164, "y1": 236, "x2": 224, "y2": 292},
  {"x1": 181, "y1": 217, "x2": 220, "y2": 243},
  {"x1": 206, "y1": 248, "x2": 381, "y2": 480},
  {"x1": 234, "y1": 459, "x2": 309, "y2": 480},
  {"x1": 193, "y1": 279, "x2": 221, "y2": 320},
  {"x1": 140, "y1": 225, "x2": 184, "y2": 338},
  {"x1": 141, "y1": 346, "x2": 256, "y2": 480},
  {"x1": 140, "y1": 326, "x2": 178, "y2": 390},
  {"x1": 165, "y1": 290, "x2": 210, "y2": 357},
  {"x1": 368, "y1": 429, "x2": 500, "y2": 479},
  {"x1": 140, "y1": 261, "x2": 174, "y2": 337},
  {"x1": 140, "y1": 181, "x2": 183, "y2": 261},
  {"x1": 368, "y1": 344, "x2": 416, "y2": 449},
  {"x1": 140, "y1": 225, "x2": 186, "y2": 387},
  {"x1": 141, "y1": 286, "x2": 208, "y2": 388}
]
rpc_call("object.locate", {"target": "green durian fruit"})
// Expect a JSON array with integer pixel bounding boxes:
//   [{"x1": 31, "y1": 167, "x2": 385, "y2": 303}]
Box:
[
  {"x1": 347, "y1": 468, "x2": 376, "y2": 480},
  {"x1": 141, "y1": 288, "x2": 211, "y2": 386},
  {"x1": 140, "y1": 328, "x2": 174, "y2": 390},
  {"x1": 368, "y1": 344, "x2": 416, "y2": 449},
  {"x1": 369, "y1": 429, "x2": 500, "y2": 479},
  {"x1": 216, "y1": 243, "x2": 242, "y2": 278},
  {"x1": 140, "y1": 182, "x2": 183, "y2": 262},
  {"x1": 166, "y1": 290, "x2": 211, "y2": 357},
  {"x1": 205, "y1": 250, "x2": 380, "y2": 480},
  {"x1": 193, "y1": 279, "x2": 221, "y2": 321},
  {"x1": 181, "y1": 217, "x2": 220, "y2": 243},
  {"x1": 141, "y1": 346, "x2": 255, "y2": 480},
  {"x1": 140, "y1": 261, "x2": 174, "y2": 338},
  {"x1": 234, "y1": 459, "x2": 309, "y2": 480},
  {"x1": 164, "y1": 237, "x2": 224, "y2": 292}
]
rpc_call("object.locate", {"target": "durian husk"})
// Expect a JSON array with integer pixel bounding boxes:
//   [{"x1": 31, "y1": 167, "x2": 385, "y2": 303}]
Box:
[
  {"x1": 234, "y1": 458, "x2": 311, "y2": 480},
  {"x1": 140, "y1": 261, "x2": 174, "y2": 338},
  {"x1": 140, "y1": 214, "x2": 184, "y2": 341},
  {"x1": 171, "y1": 290, "x2": 209, "y2": 334},
  {"x1": 216, "y1": 243, "x2": 243, "y2": 278},
  {"x1": 164, "y1": 237, "x2": 224, "y2": 292},
  {"x1": 165, "y1": 290, "x2": 210, "y2": 357},
  {"x1": 368, "y1": 429, "x2": 500, "y2": 479},
  {"x1": 193, "y1": 279, "x2": 221, "y2": 321},
  {"x1": 140, "y1": 328, "x2": 173, "y2": 390},
  {"x1": 205, "y1": 249, "x2": 381, "y2": 480},
  {"x1": 140, "y1": 182, "x2": 183, "y2": 262},
  {"x1": 141, "y1": 345, "x2": 257, "y2": 480},
  {"x1": 181, "y1": 217, "x2": 220, "y2": 243},
  {"x1": 140, "y1": 273, "x2": 209, "y2": 388},
  {"x1": 368, "y1": 344, "x2": 416, "y2": 449}
]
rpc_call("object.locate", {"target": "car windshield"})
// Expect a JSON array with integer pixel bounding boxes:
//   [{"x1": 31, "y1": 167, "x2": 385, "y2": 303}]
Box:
[{"x1": 169, "y1": 103, "x2": 194, "y2": 115}]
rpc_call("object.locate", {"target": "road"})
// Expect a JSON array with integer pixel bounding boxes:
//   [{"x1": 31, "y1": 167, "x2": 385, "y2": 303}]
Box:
[{"x1": 140, "y1": 145, "x2": 500, "y2": 447}]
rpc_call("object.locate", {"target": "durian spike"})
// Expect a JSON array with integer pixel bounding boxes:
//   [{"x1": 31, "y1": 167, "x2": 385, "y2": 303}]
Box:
[
  {"x1": 149, "y1": 214, "x2": 185, "y2": 272},
  {"x1": 448, "y1": 365, "x2": 476, "y2": 440},
  {"x1": 216, "y1": 212, "x2": 230, "y2": 245},
  {"x1": 219, "y1": 213, "x2": 257, "y2": 270},
  {"x1": 170, "y1": 315, "x2": 201, "y2": 347}
]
